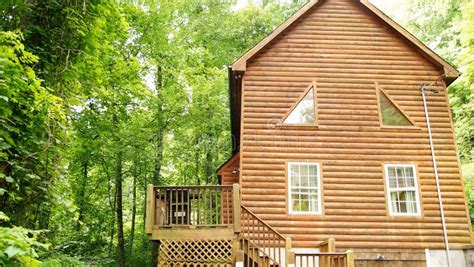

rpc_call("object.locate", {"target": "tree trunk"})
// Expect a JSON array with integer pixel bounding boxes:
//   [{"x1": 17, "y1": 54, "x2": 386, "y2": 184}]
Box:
[
  {"x1": 115, "y1": 149, "x2": 126, "y2": 267},
  {"x1": 76, "y1": 161, "x2": 88, "y2": 232},
  {"x1": 108, "y1": 178, "x2": 117, "y2": 257},
  {"x1": 129, "y1": 155, "x2": 138, "y2": 254},
  {"x1": 113, "y1": 113, "x2": 126, "y2": 267},
  {"x1": 151, "y1": 126, "x2": 164, "y2": 267},
  {"x1": 194, "y1": 137, "x2": 201, "y2": 185},
  {"x1": 152, "y1": 126, "x2": 164, "y2": 185},
  {"x1": 205, "y1": 147, "x2": 213, "y2": 184}
]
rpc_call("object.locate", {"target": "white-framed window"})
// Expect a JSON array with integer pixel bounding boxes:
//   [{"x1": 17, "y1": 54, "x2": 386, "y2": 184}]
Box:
[
  {"x1": 385, "y1": 164, "x2": 421, "y2": 216},
  {"x1": 288, "y1": 162, "x2": 321, "y2": 214}
]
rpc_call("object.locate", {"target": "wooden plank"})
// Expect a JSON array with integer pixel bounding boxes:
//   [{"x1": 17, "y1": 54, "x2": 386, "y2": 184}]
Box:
[
  {"x1": 287, "y1": 250, "x2": 295, "y2": 267},
  {"x1": 285, "y1": 237, "x2": 292, "y2": 266},
  {"x1": 346, "y1": 250, "x2": 355, "y2": 267},
  {"x1": 233, "y1": 183, "x2": 241, "y2": 233},
  {"x1": 145, "y1": 184, "x2": 155, "y2": 235},
  {"x1": 150, "y1": 227, "x2": 234, "y2": 240},
  {"x1": 235, "y1": 249, "x2": 244, "y2": 265}
]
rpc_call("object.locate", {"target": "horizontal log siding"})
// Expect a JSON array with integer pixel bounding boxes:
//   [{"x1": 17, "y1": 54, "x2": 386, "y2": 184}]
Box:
[
  {"x1": 218, "y1": 156, "x2": 239, "y2": 224},
  {"x1": 240, "y1": 0, "x2": 471, "y2": 250}
]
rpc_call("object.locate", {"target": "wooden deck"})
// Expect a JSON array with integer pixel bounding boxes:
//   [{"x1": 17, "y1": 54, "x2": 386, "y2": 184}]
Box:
[{"x1": 145, "y1": 184, "x2": 354, "y2": 267}]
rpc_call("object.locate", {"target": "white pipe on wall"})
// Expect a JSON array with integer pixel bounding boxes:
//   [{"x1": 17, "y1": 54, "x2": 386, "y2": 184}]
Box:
[{"x1": 421, "y1": 83, "x2": 451, "y2": 267}]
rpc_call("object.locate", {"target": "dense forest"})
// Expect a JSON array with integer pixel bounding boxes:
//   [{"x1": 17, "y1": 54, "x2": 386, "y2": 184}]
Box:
[{"x1": 0, "y1": 0, "x2": 472, "y2": 266}]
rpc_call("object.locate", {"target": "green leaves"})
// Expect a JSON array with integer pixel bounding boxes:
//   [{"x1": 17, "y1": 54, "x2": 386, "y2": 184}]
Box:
[
  {"x1": 0, "y1": 31, "x2": 65, "y2": 224},
  {"x1": 0, "y1": 223, "x2": 49, "y2": 266},
  {"x1": 387, "y1": 0, "x2": 473, "y2": 162}
]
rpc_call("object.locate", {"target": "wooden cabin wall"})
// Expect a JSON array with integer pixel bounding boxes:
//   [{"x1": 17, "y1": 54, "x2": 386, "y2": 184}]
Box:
[
  {"x1": 219, "y1": 155, "x2": 240, "y2": 186},
  {"x1": 239, "y1": 0, "x2": 471, "y2": 250},
  {"x1": 218, "y1": 155, "x2": 240, "y2": 224}
]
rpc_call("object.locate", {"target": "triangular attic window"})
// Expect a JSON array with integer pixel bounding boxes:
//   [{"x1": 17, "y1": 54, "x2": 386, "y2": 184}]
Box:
[
  {"x1": 378, "y1": 89, "x2": 413, "y2": 127},
  {"x1": 283, "y1": 87, "x2": 316, "y2": 124}
]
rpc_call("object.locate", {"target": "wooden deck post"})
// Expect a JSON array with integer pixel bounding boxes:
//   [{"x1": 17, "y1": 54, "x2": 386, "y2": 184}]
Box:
[
  {"x1": 286, "y1": 250, "x2": 295, "y2": 267},
  {"x1": 235, "y1": 250, "x2": 244, "y2": 267},
  {"x1": 320, "y1": 237, "x2": 336, "y2": 252},
  {"x1": 233, "y1": 183, "x2": 241, "y2": 234},
  {"x1": 328, "y1": 238, "x2": 335, "y2": 252},
  {"x1": 145, "y1": 184, "x2": 155, "y2": 235},
  {"x1": 319, "y1": 238, "x2": 336, "y2": 267},
  {"x1": 285, "y1": 237, "x2": 292, "y2": 267},
  {"x1": 346, "y1": 250, "x2": 355, "y2": 267},
  {"x1": 232, "y1": 185, "x2": 241, "y2": 267}
]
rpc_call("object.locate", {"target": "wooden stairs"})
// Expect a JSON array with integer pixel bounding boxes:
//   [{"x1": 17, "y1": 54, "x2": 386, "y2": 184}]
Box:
[
  {"x1": 240, "y1": 238, "x2": 281, "y2": 267},
  {"x1": 145, "y1": 184, "x2": 354, "y2": 267}
]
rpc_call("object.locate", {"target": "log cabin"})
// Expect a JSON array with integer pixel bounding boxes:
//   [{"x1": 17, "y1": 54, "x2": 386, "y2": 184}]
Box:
[{"x1": 145, "y1": 0, "x2": 473, "y2": 266}]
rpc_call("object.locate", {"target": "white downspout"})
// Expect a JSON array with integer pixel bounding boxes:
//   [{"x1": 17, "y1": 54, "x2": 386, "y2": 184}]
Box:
[{"x1": 421, "y1": 83, "x2": 451, "y2": 267}]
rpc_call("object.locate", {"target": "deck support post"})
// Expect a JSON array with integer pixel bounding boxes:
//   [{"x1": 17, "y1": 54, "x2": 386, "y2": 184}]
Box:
[
  {"x1": 232, "y1": 184, "x2": 241, "y2": 262},
  {"x1": 346, "y1": 250, "x2": 355, "y2": 267},
  {"x1": 285, "y1": 237, "x2": 292, "y2": 267},
  {"x1": 286, "y1": 249, "x2": 295, "y2": 267},
  {"x1": 319, "y1": 237, "x2": 336, "y2": 267},
  {"x1": 232, "y1": 183, "x2": 241, "y2": 233},
  {"x1": 145, "y1": 184, "x2": 155, "y2": 235},
  {"x1": 235, "y1": 250, "x2": 244, "y2": 267}
]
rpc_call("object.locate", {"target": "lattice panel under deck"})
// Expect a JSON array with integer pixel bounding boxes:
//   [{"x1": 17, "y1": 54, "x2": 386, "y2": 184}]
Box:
[{"x1": 158, "y1": 239, "x2": 233, "y2": 266}]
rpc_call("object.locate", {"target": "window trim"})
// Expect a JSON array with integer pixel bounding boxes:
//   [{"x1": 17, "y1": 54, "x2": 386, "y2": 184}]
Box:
[
  {"x1": 280, "y1": 82, "x2": 318, "y2": 127},
  {"x1": 375, "y1": 82, "x2": 417, "y2": 129},
  {"x1": 287, "y1": 162, "x2": 322, "y2": 215},
  {"x1": 384, "y1": 163, "x2": 422, "y2": 216}
]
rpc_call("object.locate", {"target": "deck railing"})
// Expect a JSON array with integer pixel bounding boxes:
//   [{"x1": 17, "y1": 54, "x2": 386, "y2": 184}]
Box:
[
  {"x1": 145, "y1": 184, "x2": 238, "y2": 232},
  {"x1": 289, "y1": 238, "x2": 354, "y2": 267},
  {"x1": 240, "y1": 205, "x2": 289, "y2": 266},
  {"x1": 294, "y1": 252, "x2": 354, "y2": 267}
]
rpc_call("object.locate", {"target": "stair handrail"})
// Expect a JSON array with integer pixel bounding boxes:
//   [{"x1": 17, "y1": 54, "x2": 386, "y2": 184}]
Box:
[
  {"x1": 240, "y1": 205, "x2": 289, "y2": 266},
  {"x1": 241, "y1": 205, "x2": 286, "y2": 240}
]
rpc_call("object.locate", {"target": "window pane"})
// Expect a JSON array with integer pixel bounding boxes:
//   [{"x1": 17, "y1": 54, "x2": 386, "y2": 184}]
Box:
[
  {"x1": 290, "y1": 164, "x2": 299, "y2": 187},
  {"x1": 379, "y1": 92, "x2": 413, "y2": 126},
  {"x1": 292, "y1": 197, "x2": 300, "y2": 212},
  {"x1": 309, "y1": 164, "x2": 318, "y2": 176},
  {"x1": 405, "y1": 167, "x2": 414, "y2": 178},
  {"x1": 387, "y1": 166, "x2": 396, "y2": 187},
  {"x1": 308, "y1": 165, "x2": 318, "y2": 187},
  {"x1": 396, "y1": 167, "x2": 404, "y2": 178},
  {"x1": 300, "y1": 165, "x2": 309, "y2": 187},
  {"x1": 400, "y1": 191, "x2": 416, "y2": 202},
  {"x1": 408, "y1": 201, "x2": 418, "y2": 213},
  {"x1": 404, "y1": 167, "x2": 415, "y2": 187},
  {"x1": 391, "y1": 199, "x2": 399, "y2": 213},
  {"x1": 308, "y1": 193, "x2": 318, "y2": 212},
  {"x1": 284, "y1": 88, "x2": 316, "y2": 124},
  {"x1": 300, "y1": 164, "x2": 309, "y2": 177}
]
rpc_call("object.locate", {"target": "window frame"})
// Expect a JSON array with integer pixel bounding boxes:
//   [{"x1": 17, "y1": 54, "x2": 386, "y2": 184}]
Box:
[
  {"x1": 287, "y1": 162, "x2": 322, "y2": 215},
  {"x1": 384, "y1": 163, "x2": 422, "y2": 216},
  {"x1": 280, "y1": 82, "x2": 318, "y2": 127},
  {"x1": 375, "y1": 82, "x2": 417, "y2": 129}
]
